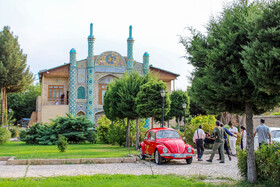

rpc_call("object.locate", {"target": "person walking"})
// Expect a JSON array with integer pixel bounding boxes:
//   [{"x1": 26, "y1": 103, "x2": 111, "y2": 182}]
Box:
[
  {"x1": 206, "y1": 121, "x2": 226, "y2": 163},
  {"x1": 193, "y1": 125, "x2": 205, "y2": 161},
  {"x1": 228, "y1": 122, "x2": 238, "y2": 156},
  {"x1": 218, "y1": 123, "x2": 237, "y2": 161},
  {"x1": 254, "y1": 119, "x2": 271, "y2": 148},
  {"x1": 240, "y1": 126, "x2": 247, "y2": 150}
]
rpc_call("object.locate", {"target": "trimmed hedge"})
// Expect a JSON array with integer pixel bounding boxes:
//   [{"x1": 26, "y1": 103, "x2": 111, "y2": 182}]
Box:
[{"x1": 237, "y1": 143, "x2": 280, "y2": 184}]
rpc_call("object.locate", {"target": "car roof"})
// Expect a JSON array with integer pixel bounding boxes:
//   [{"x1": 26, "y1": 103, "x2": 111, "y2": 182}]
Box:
[
  {"x1": 149, "y1": 128, "x2": 177, "y2": 132},
  {"x1": 270, "y1": 127, "x2": 280, "y2": 131}
]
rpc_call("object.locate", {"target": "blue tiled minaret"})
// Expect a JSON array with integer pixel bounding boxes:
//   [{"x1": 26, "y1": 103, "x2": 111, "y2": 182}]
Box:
[
  {"x1": 143, "y1": 52, "x2": 150, "y2": 75},
  {"x1": 127, "y1": 25, "x2": 134, "y2": 72},
  {"x1": 69, "y1": 48, "x2": 77, "y2": 117},
  {"x1": 86, "y1": 23, "x2": 95, "y2": 123}
]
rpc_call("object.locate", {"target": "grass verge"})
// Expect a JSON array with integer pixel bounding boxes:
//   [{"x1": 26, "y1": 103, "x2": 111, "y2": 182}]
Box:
[
  {"x1": 0, "y1": 141, "x2": 138, "y2": 159},
  {"x1": 0, "y1": 174, "x2": 218, "y2": 187}
]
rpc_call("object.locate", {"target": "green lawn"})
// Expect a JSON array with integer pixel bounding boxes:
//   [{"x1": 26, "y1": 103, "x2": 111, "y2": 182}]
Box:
[
  {"x1": 0, "y1": 174, "x2": 219, "y2": 187},
  {"x1": 0, "y1": 141, "x2": 138, "y2": 159}
]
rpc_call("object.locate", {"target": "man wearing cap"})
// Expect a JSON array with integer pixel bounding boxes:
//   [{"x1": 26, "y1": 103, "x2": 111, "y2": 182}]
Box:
[
  {"x1": 228, "y1": 122, "x2": 238, "y2": 156},
  {"x1": 254, "y1": 119, "x2": 271, "y2": 148},
  {"x1": 193, "y1": 125, "x2": 205, "y2": 161}
]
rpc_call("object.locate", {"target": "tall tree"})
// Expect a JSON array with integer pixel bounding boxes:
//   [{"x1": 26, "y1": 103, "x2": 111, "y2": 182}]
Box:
[
  {"x1": 117, "y1": 72, "x2": 145, "y2": 148},
  {"x1": 0, "y1": 26, "x2": 34, "y2": 124},
  {"x1": 7, "y1": 83, "x2": 41, "y2": 122},
  {"x1": 168, "y1": 90, "x2": 190, "y2": 130},
  {"x1": 241, "y1": 0, "x2": 280, "y2": 95},
  {"x1": 136, "y1": 79, "x2": 171, "y2": 128},
  {"x1": 180, "y1": 1, "x2": 280, "y2": 183}
]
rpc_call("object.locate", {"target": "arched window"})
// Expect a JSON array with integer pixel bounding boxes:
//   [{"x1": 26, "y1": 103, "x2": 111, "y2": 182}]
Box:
[
  {"x1": 77, "y1": 86, "x2": 85, "y2": 99},
  {"x1": 77, "y1": 111, "x2": 85, "y2": 116},
  {"x1": 98, "y1": 76, "x2": 117, "y2": 105}
]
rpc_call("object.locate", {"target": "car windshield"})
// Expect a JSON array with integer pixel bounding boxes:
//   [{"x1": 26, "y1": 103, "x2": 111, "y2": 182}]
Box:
[
  {"x1": 271, "y1": 130, "x2": 280, "y2": 139},
  {"x1": 156, "y1": 130, "x2": 181, "y2": 139}
]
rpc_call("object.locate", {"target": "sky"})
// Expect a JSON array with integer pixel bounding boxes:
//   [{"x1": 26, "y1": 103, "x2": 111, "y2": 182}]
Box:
[{"x1": 0, "y1": 0, "x2": 232, "y2": 90}]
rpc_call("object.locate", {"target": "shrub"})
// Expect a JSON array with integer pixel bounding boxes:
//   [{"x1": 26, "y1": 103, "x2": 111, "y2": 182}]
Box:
[
  {"x1": 86, "y1": 131, "x2": 97, "y2": 144},
  {"x1": 0, "y1": 127, "x2": 11, "y2": 144},
  {"x1": 57, "y1": 135, "x2": 68, "y2": 152},
  {"x1": 183, "y1": 115, "x2": 216, "y2": 146},
  {"x1": 97, "y1": 116, "x2": 148, "y2": 147},
  {"x1": 96, "y1": 116, "x2": 111, "y2": 143},
  {"x1": 9, "y1": 126, "x2": 19, "y2": 138},
  {"x1": 237, "y1": 143, "x2": 280, "y2": 184},
  {"x1": 20, "y1": 114, "x2": 94, "y2": 145},
  {"x1": 19, "y1": 129, "x2": 27, "y2": 140}
]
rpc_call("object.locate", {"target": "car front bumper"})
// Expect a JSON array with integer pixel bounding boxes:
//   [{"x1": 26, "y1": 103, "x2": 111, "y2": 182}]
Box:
[{"x1": 160, "y1": 153, "x2": 195, "y2": 158}]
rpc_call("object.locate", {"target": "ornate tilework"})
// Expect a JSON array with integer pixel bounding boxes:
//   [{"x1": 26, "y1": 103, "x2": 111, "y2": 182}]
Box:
[
  {"x1": 87, "y1": 33, "x2": 95, "y2": 123},
  {"x1": 144, "y1": 118, "x2": 150, "y2": 129},
  {"x1": 127, "y1": 39, "x2": 134, "y2": 72},
  {"x1": 77, "y1": 68, "x2": 86, "y2": 83},
  {"x1": 69, "y1": 49, "x2": 77, "y2": 117},
  {"x1": 143, "y1": 52, "x2": 150, "y2": 75}
]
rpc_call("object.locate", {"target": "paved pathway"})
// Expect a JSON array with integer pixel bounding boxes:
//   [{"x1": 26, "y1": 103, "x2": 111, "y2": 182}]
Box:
[{"x1": 0, "y1": 155, "x2": 240, "y2": 180}]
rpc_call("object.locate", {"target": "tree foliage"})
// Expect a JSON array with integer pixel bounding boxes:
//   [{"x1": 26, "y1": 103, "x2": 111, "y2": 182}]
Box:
[
  {"x1": 136, "y1": 80, "x2": 171, "y2": 120},
  {"x1": 169, "y1": 90, "x2": 190, "y2": 124},
  {"x1": 0, "y1": 26, "x2": 34, "y2": 123},
  {"x1": 7, "y1": 83, "x2": 41, "y2": 121},
  {"x1": 241, "y1": 0, "x2": 280, "y2": 95},
  {"x1": 180, "y1": 0, "x2": 280, "y2": 183}
]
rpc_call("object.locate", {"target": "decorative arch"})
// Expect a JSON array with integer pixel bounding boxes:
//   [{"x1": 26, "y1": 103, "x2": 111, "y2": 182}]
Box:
[
  {"x1": 95, "y1": 51, "x2": 126, "y2": 67},
  {"x1": 77, "y1": 111, "x2": 85, "y2": 116},
  {"x1": 97, "y1": 75, "x2": 118, "y2": 105},
  {"x1": 77, "y1": 86, "x2": 85, "y2": 99}
]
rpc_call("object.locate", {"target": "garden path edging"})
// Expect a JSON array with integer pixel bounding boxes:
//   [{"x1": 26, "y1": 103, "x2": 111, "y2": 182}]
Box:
[{"x1": 1, "y1": 156, "x2": 138, "y2": 165}]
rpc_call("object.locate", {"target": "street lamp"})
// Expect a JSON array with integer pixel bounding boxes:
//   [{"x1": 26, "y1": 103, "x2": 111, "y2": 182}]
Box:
[
  {"x1": 160, "y1": 89, "x2": 165, "y2": 128},
  {"x1": 182, "y1": 103, "x2": 186, "y2": 130}
]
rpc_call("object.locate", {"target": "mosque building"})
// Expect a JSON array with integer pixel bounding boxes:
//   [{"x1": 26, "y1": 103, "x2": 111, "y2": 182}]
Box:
[{"x1": 31, "y1": 23, "x2": 179, "y2": 127}]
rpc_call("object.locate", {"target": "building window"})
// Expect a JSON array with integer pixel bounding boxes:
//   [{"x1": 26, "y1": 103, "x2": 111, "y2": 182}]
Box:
[
  {"x1": 98, "y1": 84, "x2": 108, "y2": 105},
  {"x1": 48, "y1": 85, "x2": 64, "y2": 101},
  {"x1": 77, "y1": 86, "x2": 85, "y2": 99}
]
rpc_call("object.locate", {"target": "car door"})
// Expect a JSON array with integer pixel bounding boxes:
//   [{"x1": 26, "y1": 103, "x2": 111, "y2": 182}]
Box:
[
  {"x1": 148, "y1": 131, "x2": 156, "y2": 155},
  {"x1": 143, "y1": 131, "x2": 150, "y2": 155}
]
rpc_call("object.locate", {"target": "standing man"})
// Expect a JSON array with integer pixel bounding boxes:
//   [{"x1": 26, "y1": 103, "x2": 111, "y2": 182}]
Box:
[
  {"x1": 206, "y1": 121, "x2": 226, "y2": 163},
  {"x1": 193, "y1": 125, "x2": 205, "y2": 161},
  {"x1": 228, "y1": 122, "x2": 238, "y2": 156},
  {"x1": 218, "y1": 123, "x2": 237, "y2": 161},
  {"x1": 254, "y1": 119, "x2": 271, "y2": 148}
]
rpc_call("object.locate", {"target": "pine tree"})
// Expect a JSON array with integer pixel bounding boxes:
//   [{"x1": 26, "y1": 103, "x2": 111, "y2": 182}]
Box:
[
  {"x1": 241, "y1": 0, "x2": 280, "y2": 95},
  {"x1": 181, "y1": 1, "x2": 280, "y2": 183},
  {"x1": 0, "y1": 26, "x2": 34, "y2": 124}
]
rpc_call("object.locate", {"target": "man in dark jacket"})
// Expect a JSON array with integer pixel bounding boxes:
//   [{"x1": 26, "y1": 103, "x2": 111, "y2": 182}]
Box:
[{"x1": 206, "y1": 121, "x2": 226, "y2": 163}]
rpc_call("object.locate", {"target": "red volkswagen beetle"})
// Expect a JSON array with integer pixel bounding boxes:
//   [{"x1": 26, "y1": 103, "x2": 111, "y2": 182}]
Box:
[{"x1": 139, "y1": 128, "x2": 195, "y2": 165}]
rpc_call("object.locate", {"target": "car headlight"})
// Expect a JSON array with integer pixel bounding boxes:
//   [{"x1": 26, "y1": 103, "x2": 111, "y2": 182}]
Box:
[
  {"x1": 187, "y1": 147, "x2": 192, "y2": 153},
  {"x1": 163, "y1": 147, "x2": 168, "y2": 153}
]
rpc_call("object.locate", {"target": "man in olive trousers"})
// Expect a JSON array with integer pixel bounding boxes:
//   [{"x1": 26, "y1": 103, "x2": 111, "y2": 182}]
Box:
[{"x1": 206, "y1": 121, "x2": 226, "y2": 163}]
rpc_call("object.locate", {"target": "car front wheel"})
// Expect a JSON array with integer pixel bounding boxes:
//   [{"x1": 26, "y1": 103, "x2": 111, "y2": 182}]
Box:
[
  {"x1": 155, "y1": 149, "x2": 162, "y2": 165},
  {"x1": 139, "y1": 147, "x2": 145, "y2": 160},
  {"x1": 186, "y1": 157, "x2": 192, "y2": 164}
]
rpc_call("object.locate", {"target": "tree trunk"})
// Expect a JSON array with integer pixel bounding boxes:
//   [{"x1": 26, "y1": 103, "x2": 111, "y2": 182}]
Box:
[
  {"x1": 151, "y1": 116, "x2": 154, "y2": 129},
  {"x1": 125, "y1": 119, "x2": 130, "y2": 147},
  {"x1": 245, "y1": 103, "x2": 257, "y2": 183},
  {"x1": 167, "y1": 120, "x2": 170, "y2": 128},
  {"x1": 1, "y1": 88, "x2": 6, "y2": 124},
  {"x1": 177, "y1": 118, "x2": 180, "y2": 131},
  {"x1": 136, "y1": 118, "x2": 139, "y2": 150}
]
